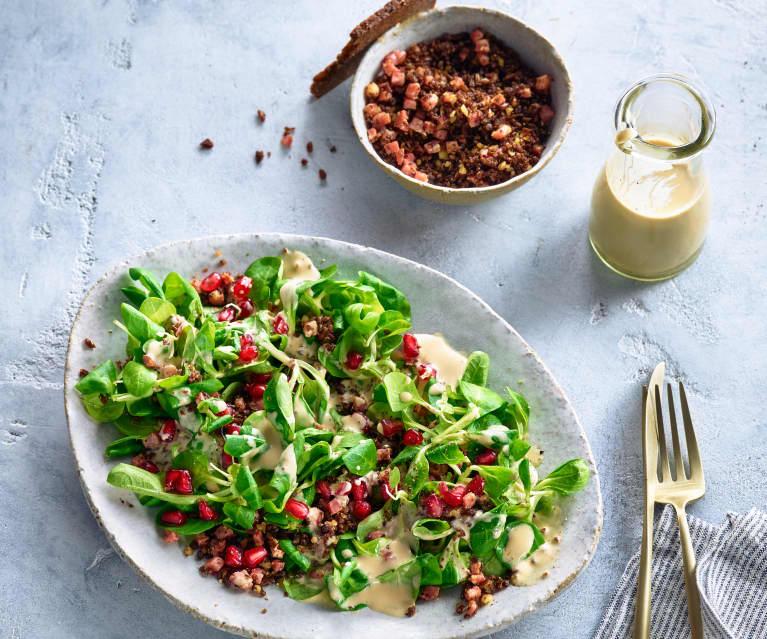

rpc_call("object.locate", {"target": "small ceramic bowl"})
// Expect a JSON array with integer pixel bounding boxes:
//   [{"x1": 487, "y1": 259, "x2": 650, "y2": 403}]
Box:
[{"x1": 350, "y1": 5, "x2": 573, "y2": 206}]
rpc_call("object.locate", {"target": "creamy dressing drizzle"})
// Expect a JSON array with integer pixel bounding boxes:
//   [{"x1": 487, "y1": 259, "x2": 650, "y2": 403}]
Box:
[
  {"x1": 511, "y1": 506, "x2": 563, "y2": 586},
  {"x1": 145, "y1": 338, "x2": 175, "y2": 367},
  {"x1": 471, "y1": 424, "x2": 511, "y2": 447},
  {"x1": 341, "y1": 413, "x2": 367, "y2": 432},
  {"x1": 502, "y1": 525, "x2": 534, "y2": 565},
  {"x1": 343, "y1": 538, "x2": 414, "y2": 616},
  {"x1": 247, "y1": 416, "x2": 284, "y2": 471},
  {"x1": 413, "y1": 334, "x2": 467, "y2": 389},
  {"x1": 285, "y1": 335, "x2": 318, "y2": 361},
  {"x1": 279, "y1": 250, "x2": 321, "y2": 311}
]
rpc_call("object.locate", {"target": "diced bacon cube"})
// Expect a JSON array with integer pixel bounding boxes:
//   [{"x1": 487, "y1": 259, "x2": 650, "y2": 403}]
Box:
[
  {"x1": 377, "y1": 90, "x2": 392, "y2": 103},
  {"x1": 363, "y1": 103, "x2": 381, "y2": 119},
  {"x1": 403, "y1": 98, "x2": 418, "y2": 110},
  {"x1": 367, "y1": 127, "x2": 380, "y2": 142},
  {"x1": 405, "y1": 82, "x2": 421, "y2": 99},
  {"x1": 372, "y1": 111, "x2": 391, "y2": 130},
  {"x1": 423, "y1": 120, "x2": 436, "y2": 134},
  {"x1": 491, "y1": 124, "x2": 512, "y2": 139},
  {"x1": 394, "y1": 110, "x2": 409, "y2": 132},
  {"x1": 470, "y1": 29, "x2": 484, "y2": 42},
  {"x1": 383, "y1": 141, "x2": 401, "y2": 156},
  {"x1": 393, "y1": 50, "x2": 407, "y2": 64},
  {"x1": 381, "y1": 127, "x2": 397, "y2": 141},
  {"x1": 442, "y1": 92, "x2": 457, "y2": 105},
  {"x1": 424, "y1": 141, "x2": 440, "y2": 154},
  {"x1": 409, "y1": 117, "x2": 424, "y2": 133},
  {"x1": 517, "y1": 86, "x2": 532, "y2": 98},
  {"x1": 434, "y1": 129, "x2": 448, "y2": 141},
  {"x1": 450, "y1": 77, "x2": 467, "y2": 91},
  {"x1": 492, "y1": 93, "x2": 506, "y2": 106},
  {"x1": 391, "y1": 69, "x2": 405, "y2": 87},
  {"x1": 414, "y1": 171, "x2": 428, "y2": 182},
  {"x1": 404, "y1": 152, "x2": 415, "y2": 163},
  {"x1": 445, "y1": 140, "x2": 460, "y2": 153},
  {"x1": 474, "y1": 38, "x2": 490, "y2": 54},
  {"x1": 401, "y1": 161, "x2": 417, "y2": 177},
  {"x1": 421, "y1": 93, "x2": 439, "y2": 111},
  {"x1": 467, "y1": 111, "x2": 481, "y2": 127},
  {"x1": 535, "y1": 74, "x2": 552, "y2": 94},
  {"x1": 539, "y1": 104, "x2": 555, "y2": 125},
  {"x1": 382, "y1": 60, "x2": 397, "y2": 77},
  {"x1": 395, "y1": 147, "x2": 405, "y2": 166}
]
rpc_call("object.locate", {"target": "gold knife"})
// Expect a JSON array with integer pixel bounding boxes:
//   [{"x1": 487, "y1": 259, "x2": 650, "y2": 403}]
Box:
[{"x1": 633, "y1": 362, "x2": 664, "y2": 638}]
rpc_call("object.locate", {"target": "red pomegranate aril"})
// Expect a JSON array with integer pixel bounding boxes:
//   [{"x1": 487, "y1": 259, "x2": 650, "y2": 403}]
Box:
[
  {"x1": 216, "y1": 407, "x2": 230, "y2": 417},
  {"x1": 417, "y1": 363, "x2": 437, "y2": 379},
  {"x1": 239, "y1": 299, "x2": 254, "y2": 318},
  {"x1": 467, "y1": 474, "x2": 485, "y2": 495},
  {"x1": 244, "y1": 382, "x2": 266, "y2": 399},
  {"x1": 351, "y1": 500, "x2": 372, "y2": 520},
  {"x1": 200, "y1": 272, "x2": 222, "y2": 292},
  {"x1": 223, "y1": 423, "x2": 241, "y2": 436},
  {"x1": 243, "y1": 546, "x2": 268, "y2": 569},
  {"x1": 222, "y1": 452, "x2": 233, "y2": 469},
  {"x1": 475, "y1": 449, "x2": 498, "y2": 465},
  {"x1": 423, "y1": 493, "x2": 444, "y2": 517},
  {"x1": 345, "y1": 350, "x2": 363, "y2": 370},
  {"x1": 233, "y1": 276, "x2": 253, "y2": 300},
  {"x1": 403, "y1": 429, "x2": 423, "y2": 446},
  {"x1": 381, "y1": 482, "x2": 395, "y2": 500},
  {"x1": 239, "y1": 345, "x2": 258, "y2": 363},
  {"x1": 402, "y1": 333, "x2": 420, "y2": 359},
  {"x1": 160, "y1": 510, "x2": 187, "y2": 527},
  {"x1": 198, "y1": 501, "x2": 218, "y2": 521},
  {"x1": 175, "y1": 469, "x2": 194, "y2": 494},
  {"x1": 379, "y1": 419, "x2": 403, "y2": 438},
  {"x1": 439, "y1": 481, "x2": 467, "y2": 507},
  {"x1": 141, "y1": 460, "x2": 159, "y2": 474},
  {"x1": 351, "y1": 479, "x2": 368, "y2": 501},
  {"x1": 285, "y1": 498, "x2": 310, "y2": 520},
  {"x1": 164, "y1": 469, "x2": 181, "y2": 492},
  {"x1": 158, "y1": 419, "x2": 177, "y2": 442},
  {"x1": 252, "y1": 372, "x2": 272, "y2": 384},
  {"x1": 273, "y1": 315, "x2": 289, "y2": 335},
  {"x1": 217, "y1": 307, "x2": 235, "y2": 322},
  {"x1": 225, "y1": 545, "x2": 243, "y2": 567},
  {"x1": 316, "y1": 480, "x2": 332, "y2": 499}
]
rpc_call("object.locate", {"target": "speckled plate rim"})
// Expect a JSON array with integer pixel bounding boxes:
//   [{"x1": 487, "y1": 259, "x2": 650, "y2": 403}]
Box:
[
  {"x1": 64, "y1": 233, "x2": 602, "y2": 639},
  {"x1": 349, "y1": 5, "x2": 575, "y2": 197}
]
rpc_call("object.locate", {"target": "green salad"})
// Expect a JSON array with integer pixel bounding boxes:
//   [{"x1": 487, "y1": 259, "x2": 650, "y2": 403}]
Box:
[{"x1": 76, "y1": 249, "x2": 589, "y2": 618}]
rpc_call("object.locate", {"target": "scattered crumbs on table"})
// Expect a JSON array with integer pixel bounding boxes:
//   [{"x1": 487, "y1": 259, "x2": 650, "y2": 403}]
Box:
[{"x1": 199, "y1": 138, "x2": 214, "y2": 149}]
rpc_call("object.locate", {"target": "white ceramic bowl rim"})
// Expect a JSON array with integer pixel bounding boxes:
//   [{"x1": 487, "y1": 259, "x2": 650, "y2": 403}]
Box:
[
  {"x1": 65, "y1": 233, "x2": 601, "y2": 639},
  {"x1": 350, "y1": 4, "x2": 574, "y2": 195}
]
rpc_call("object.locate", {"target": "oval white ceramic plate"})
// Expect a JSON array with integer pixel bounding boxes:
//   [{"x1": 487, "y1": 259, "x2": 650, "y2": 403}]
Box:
[{"x1": 65, "y1": 233, "x2": 602, "y2": 639}]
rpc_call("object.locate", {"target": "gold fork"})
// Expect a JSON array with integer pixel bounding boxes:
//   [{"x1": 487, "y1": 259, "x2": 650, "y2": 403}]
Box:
[{"x1": 634, "y1": 362, "x2": 706, "y2": 639}]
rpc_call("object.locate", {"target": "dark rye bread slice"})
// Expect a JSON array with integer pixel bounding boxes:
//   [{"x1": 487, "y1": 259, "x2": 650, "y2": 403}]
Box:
[{"x1": 310, "y1": 0, "x2": 436, "y2": 98}]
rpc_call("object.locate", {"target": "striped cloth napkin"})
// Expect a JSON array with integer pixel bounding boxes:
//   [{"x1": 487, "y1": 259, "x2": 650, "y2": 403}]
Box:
[{"x1": 594, "y1": 505, "x2": 767, "y2": 639}]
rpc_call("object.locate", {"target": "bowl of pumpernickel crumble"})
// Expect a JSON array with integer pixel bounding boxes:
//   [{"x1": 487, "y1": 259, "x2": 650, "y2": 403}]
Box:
[{"x1": 348, "y1": 5, "x2": 573, "y2": 205}]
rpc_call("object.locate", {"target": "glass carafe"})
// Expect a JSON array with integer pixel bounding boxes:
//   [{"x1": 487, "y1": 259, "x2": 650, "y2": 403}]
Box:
[{"x1": 589, "y1": 74, "x2": 716, "y2": 281}]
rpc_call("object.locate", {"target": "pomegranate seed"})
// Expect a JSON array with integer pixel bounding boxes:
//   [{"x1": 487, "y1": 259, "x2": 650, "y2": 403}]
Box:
[
  {"x1": 164, "y1": 469, "x2": 180, "y2": 492},
  {"x1": 160, "y1": 510, "x2": 187, "y2": 527},
  {"x1": 423, "y1": 493, "x2": 444, "y2": 518},
  {"x1": 417, "y1": 363, "x2": 437, "y2": 380},
  {"x1": 244, "y1": 383, "x2": 266, "y2": 399},
  {"x1": 284, "y1": 498, "x2": 310, "y2": 520},
  {"x1": 403, "y1": 429, "x2": 423, "y2": 446},
  {"x1": 223, "y1": 423, "x2": 241, "y2": 436},
  {"x1": 239, "y1": 299, "x2": 254, "y2": 318},
  {"x1": 351, "y1": 500, "x2": 372, "y2": 520},
  {"x1": 439, "y1": 482, "x2": 467, "y2": 507},
  {"x1": 351, "y1": 479, "x2": 368, "y2": 501},
  {"x1": 198, "y1": 501, "x2": 218, "y2": 521},
  {"x1": 243, "y1": 546, "x2": 267, "y2": 569},
  {"x1": 475, "y1": 449, "x2": 498, "y2": 465},
  {"x1": 345, "y1": 350, "x2": 363, "y2": 370},
  {"x1": 381, "y1": 482, "x2": 395, "y2": 500},
  {"x1": 316, "y1": 480, "x2": 332, "y2": 499},
  {"x1": 225, "y1": 545, "x2": 243, "y2": 567},
  {"x1": 379, "y1": 419, "x2": 403, "y2": 438},
  {"x1": 334, "y1": 481, "x2": 352, "y2": 496},
  {"x1": 222, "y1": 452, "x2": 233, "y2": 469},
  {"x1": 239, "y1": 345, "x2": 258, "y2": 363},
  {"x1": 140, "y1": 460, "x2": 159, "y2": 474},
  {"x1": 217, "y1": 307, "x2": 235, "y2": 322},
  {"x1": 200, "y1": 272, "x2": 222, "y2": 292},
  {"x1": 175, "y1": 469, "x2": 194, "y2": 494},
  {"x1": 233, "y1": 276, "x2": 253, "y2": 300},
  {"x1": 402, "y1": 333, "x2": 420, "y2": 359},
  {"x1": 216, "y1": 406, "x2": 230, "y2": 417},
  {"x1": 252, "y1": 372, "x2": 272, "y2": 384},
  {"x1": 467, "y1": 474, "x2": 485, "y2": 495},
  {"x1": 272, "y1": 315, "x2": 289, "y2": 335},
  {"x1": 158, "y1": 419, "x2": 177, "y2": 442},
  {"x1": 241, "y1": 333, "x2": 254, "y2": 346}
]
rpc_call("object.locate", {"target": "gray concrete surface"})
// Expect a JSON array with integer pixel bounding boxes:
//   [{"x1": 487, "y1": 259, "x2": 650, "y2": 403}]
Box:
[{"x1": 1, "y1": 0, "x2": 764, "y2": 637}]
